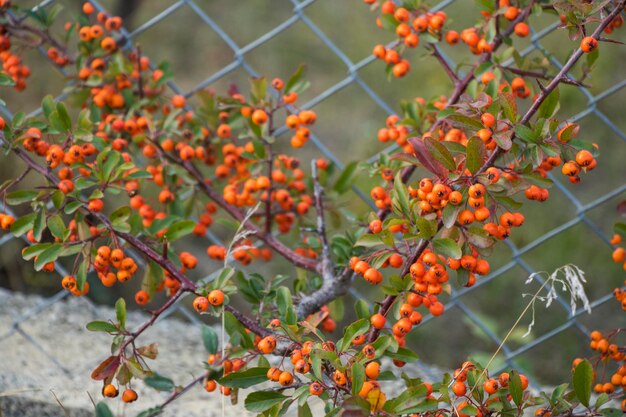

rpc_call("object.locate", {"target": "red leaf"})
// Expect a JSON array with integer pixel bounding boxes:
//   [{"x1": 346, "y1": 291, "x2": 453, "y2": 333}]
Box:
[
  {"x1": 408, "y1": 137, "x2": 448, "y2": 179},
  {"x1": 91, "y1": 356, "x2": 120, "y2": 381}
]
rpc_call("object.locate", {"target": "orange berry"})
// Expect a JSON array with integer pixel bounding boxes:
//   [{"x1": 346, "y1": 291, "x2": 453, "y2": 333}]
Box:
[
  {"x1": 580, "y1": 36, "x2": 598, "y2": 53},
  {"x1": 135, "y1": 290, "x2": 149, "y2": 305},
  {"x1": 251, "y1": 109, "x2": 268, "y2": 125},
  {"x1": 193, "y1": 296, "x2": 209, "y2": 312},
  {"x1": 172, "y1": 95, "x2": 186, "y2": 108},
  {"x1": 278, "y1": 371, "x2": 294, "y2": 386},
  {"x1": 102, "y1": 384, "x2": 118, "y2": 398},
  {"x1": 370, "y1": 313, "x2": 386, "y2": 330},
  {"x1": 121, "y1": 388, "x2": 138, "y2": 403},
  {"x1": 208, "y1": 289, "x2": 225, "y2": 306}
]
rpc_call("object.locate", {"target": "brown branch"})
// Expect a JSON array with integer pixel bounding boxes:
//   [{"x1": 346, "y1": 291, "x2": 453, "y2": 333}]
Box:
[
  {"x1": 225, "y1": 305, "x2": 273, "y2": 337},
  {"x1": 156, "y1": 372, "x2": 208, "y2": 414},
  {"x1": 430, "y1": 44, "x2": 459, "y2": 84},
  {"x1": 4, "y1": 15, "x2": 74, "y2": 63},
  {"x1": 135, "y1": 45, "x2": 145, "y2": 100},
  {"x1": 120, "y1": 288, "x2": 186, "y2": 352},
  {"x1": 499, "y1": 65, "x2": 589, "y2": 88}
]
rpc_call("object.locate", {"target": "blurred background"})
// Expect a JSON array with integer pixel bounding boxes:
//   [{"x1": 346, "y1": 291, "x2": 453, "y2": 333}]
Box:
[{"x1": 1, "y1": 0, "x2": 625, "y2": 387}]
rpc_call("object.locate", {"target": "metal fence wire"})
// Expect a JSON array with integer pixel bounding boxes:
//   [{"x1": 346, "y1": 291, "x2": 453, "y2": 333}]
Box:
[{"x1": 1, "y1": 0, "x2": 625, "y2": 394}]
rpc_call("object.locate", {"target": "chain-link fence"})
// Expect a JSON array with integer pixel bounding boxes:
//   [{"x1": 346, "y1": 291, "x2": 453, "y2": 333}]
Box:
[{"x1": 0, "y1": 0, "x2": 625, "y2": 399}]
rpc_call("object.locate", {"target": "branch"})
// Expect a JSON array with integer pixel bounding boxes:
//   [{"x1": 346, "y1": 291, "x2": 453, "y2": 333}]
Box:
[
  {"x1": 295, "y1": 161, "x2": 351, "y2": 319},
  {"x1": 5, "y1": 14, "x2": 74, "y2": 63},
  {"x1": 430, "y1": 44, "x2": 459, "y2": 84},
  {"x1": 120, "y1": 288, "x2": 186, "y2": 352},
  {"x1": 499, "y1": 65, "x2": 589, "y2": 88},
  {"x1": 156, "y1": 372, "x2": 208, "y2": 414}
]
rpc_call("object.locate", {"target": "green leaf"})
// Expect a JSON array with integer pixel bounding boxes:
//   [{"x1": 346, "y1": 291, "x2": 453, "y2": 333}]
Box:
[
  {"x1": 47, "y1": 215, "x2": 66, "y2": 241},
  {"x1": 65, "y1": 201, "x2": 83, "y2": 214},
  {"x1": 134, "y1": 407, "x2": 163, "y2": 417},
  {"x1": 76, "y1": 258, "x2": 88, "y2": 291},
  {"x1": 276, "y1": 286, "x2": 297, "y2": 325},
  {"x1": 164, "y1": 220, "x2": 195, "y2": 242},
  {"x1": 432, "y1": 238, "x2": 461, "y2": 259},
  {"x1": 355, "y1": 299, "x2": 370, "y2": 320},
  {"x1": 42, "y1": 95, "x2": 56, "y2": 120},
  {"x1": 416, "y1": 218, "x2": 437, "y2": 240},
  {"x1": 595, "y1": 393, "x2": 610, "y2": 409},
  {"x1": 354, "y1": 233, "x2": 384, "y2": 248},
  {"x1": 351, "y1": 362, "x2": 365, "y2": 396},
  {"x1": 385, "y1": 347, "x2": 419, "y2": 363},
  {"x1": 6, "y1": 190, "x2": 39, "y2": 205},
  {"x1": 515, "y1": 125, "x2": 540, "y2": 144},
  {"x1": 599, "y1": 409, "x2": 623, "y2": 417},
  {"x1": 102, "y1": 151, "x2": 121, "y2": 181},
  {"x1": 392, "y1": 171, "x2": 410, "y2": 216},
  {"x1": 466, "y1": 226, "x2": 494, "y2": 249},
  {"x1": 425, "y1": 137, "x2": 456, "y2": 170},
  {"x1": 219, "y1": 367, "x2": 270, "y2": 389},
  {"x1": 338, "y1": 318, "x2": 369, "y2": 352},
  {"x1": 333, "y1": 161, "x2": 358, "y2": 194},
  {"x1": 0, "y1": 72, "x2": 16, "y2": 86},
  {"x1": 33, "y1": 209, "x2": 46, "y2": 242},
  {"x1": 383, "y1": 384, "x2": 428, "y2": 413},
  {"x1": 249, "y1": 77, "x2": 267, "y2": 104},
  {"x1": 56, "y1": 102, "x2": 72, "y2": 132},
  {"x1": 202, "y1": 325, "x2": 219, "y2": 354},
  {"x1": 508, "y1": 370, "x2": 523, "y2": 407},
  {"x1": 126, "y1": 170, "x2": 152, "y2": 180},
  {"x1": 446, "y1": 113, "x2": 483, "y2": 131},
  {"x1": 498, "y1": 92, "x2": 517, "y2": 122},
  {"x1": 52, "y1": 190, "x2": 65, "y2": 209},
  {"x1": 144, "y1": 374, "x2": 175, "y2": 392},
  {"x1": 298, "y1": 402, "x2": 313, "y2": 417},
  {"x1": 538, "y1": 87, "x2": 560, "y2": 119},
  {"x1": 86, "y1": 321, "x2": 119, "y2": 333},
  {"x1": 10, "y1": 212, "x2": 37, "y2": 236},
  {"x1": 573, "y1": 359, "x2": 592, "y2": 407},
  {"x1": 613, "y1": 222, "x2": 626, "y2": 237},
  {"x1": 442, "y1": 203, "x2": 462, "y2": 229},
  {"x1": 244, "y1": 391, "x2": 287, "y2": 412},
  {"x1": 116, "y1": 298, "x2": 126, "y2": 329},
  {"x1": 34, "y1": 244, "x2": 62, "y2": 271},
  {"x1": 285, "y1": 64, "x2": 306, "y2": 94},
  {"x1": 466, "y1": 137, "x2": 486, "y2": 174},
  {"x1": 22, "y1": 243, "x2": 51, "y2": 261},
  {"x1": 95, "y1": 402, "x2": 114, "y2": 417}
]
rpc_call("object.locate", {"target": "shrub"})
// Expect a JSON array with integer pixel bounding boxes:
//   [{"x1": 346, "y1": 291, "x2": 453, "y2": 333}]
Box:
[{"x1": 0, "y1": 1, "x2": 625, "y2": 416}]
